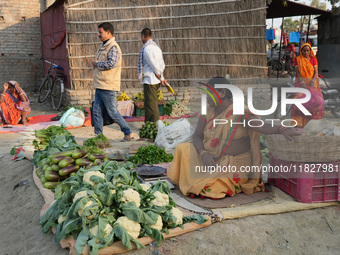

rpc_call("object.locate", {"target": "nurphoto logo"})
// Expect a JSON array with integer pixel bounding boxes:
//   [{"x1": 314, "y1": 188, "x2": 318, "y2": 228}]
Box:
[{"x1": 198, "y1": 83, "x2": 312, "y2": 128}]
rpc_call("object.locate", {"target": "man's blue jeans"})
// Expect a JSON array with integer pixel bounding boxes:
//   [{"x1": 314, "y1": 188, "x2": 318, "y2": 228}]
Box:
[{"x1": 93, "y1": 89, "x2": 131, "y2": 136}]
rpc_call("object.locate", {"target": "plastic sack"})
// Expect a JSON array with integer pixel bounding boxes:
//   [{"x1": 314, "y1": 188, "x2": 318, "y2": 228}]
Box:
[
  {"x1": 59, "y1": 107, "x2": 85, "y2": 127},
  {"x1": 155, "y1": 118, "x2": 194, "y2": 150},
  {"x1": 293, "y1": 86, "x2": 325, "y2": 113}
]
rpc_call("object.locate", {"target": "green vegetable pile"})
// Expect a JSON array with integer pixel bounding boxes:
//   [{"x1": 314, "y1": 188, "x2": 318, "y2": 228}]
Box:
[
  {"x1": 164, "y1": 100, "x2": 179, "y2": 116},
  {"x1": 36, "y1": 149, "x2": 110, "y2": 190},
  {"x1": 139, "y1": 121, "x2": 158, "y2": 141},
  {"x1": 82, "y1": 134, "x2": 111, "y2": 154},
  {"x1": 128, "y1": 145, "x2": 173, "y2": 165},
  {"x1": 32, "y1": 126, "x2": 80, "y2": 167},
  {"x1": 139, "y1": 121, "x2": 169, "y2": 141},
  {"x1": 33, "y1": 125, "x2": 73, "y2": 150},
  {"x1": 40, "y1": 162, "x2": 207, "y2": 254}
]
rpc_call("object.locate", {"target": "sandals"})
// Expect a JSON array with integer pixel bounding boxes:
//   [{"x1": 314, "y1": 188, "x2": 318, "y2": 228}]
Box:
[{"x1": 121, "y1": 134, "x2": 134, "y2": 142}]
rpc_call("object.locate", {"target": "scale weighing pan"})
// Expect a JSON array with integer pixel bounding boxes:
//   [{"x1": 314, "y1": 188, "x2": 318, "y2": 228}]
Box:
[{"x1": 134, "y1": 166, "x2": 166, "y2": 177}]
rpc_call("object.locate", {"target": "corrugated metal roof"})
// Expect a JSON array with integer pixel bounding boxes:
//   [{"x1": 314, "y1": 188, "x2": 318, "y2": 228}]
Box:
[{"x1": 267, "y1": 0, "x2": 330, "y2": 19}]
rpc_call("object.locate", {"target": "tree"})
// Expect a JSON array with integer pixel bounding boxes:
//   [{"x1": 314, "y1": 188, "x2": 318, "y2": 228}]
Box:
[
  {"x1": 311, "y1": 0, "x2": 327, "y2": 10},
  {"x1": 327, "y1": 0, "x2": 340, "y2": 9},
  {"x1": 283, "y1": 18, "x2": 301, "y2": 32}
]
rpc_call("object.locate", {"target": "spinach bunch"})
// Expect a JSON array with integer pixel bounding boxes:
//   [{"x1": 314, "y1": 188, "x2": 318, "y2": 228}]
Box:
[{"x1": 128, "y1": 145, "x2": 173, "y2": 165}]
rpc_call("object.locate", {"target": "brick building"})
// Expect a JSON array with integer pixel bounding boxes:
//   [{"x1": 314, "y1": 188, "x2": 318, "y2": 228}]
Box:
[{"x1": 0, "y1": 0, "x2": 47, "y2": 91}]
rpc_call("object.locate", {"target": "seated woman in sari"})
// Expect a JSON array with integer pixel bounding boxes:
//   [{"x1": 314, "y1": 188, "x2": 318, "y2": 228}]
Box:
[
  {"x1": 0, "y1": 81, "x2": 31, "y2": 125},
  {"x1": 291, "y1": 43, "x2": 324, "y2": 128},
  {"x1": 167, "y1": 77, "x2": 300, "y2": 199}
]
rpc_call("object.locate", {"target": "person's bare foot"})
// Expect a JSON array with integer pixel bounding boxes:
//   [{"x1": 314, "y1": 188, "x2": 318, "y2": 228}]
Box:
[{"x1": 22, "y1": 117, "x2": 29, "y2": 126}]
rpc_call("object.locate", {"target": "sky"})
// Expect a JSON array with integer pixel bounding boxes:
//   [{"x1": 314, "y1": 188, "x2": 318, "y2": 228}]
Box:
[{"x1": 266, "y1": 0, "x2": 338, "y2": 29}]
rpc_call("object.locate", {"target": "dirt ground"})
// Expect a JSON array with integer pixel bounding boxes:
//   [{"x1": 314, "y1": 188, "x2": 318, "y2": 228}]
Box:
[{"x1": 0, "y1": 99, "x2": 340, "y2": 255}]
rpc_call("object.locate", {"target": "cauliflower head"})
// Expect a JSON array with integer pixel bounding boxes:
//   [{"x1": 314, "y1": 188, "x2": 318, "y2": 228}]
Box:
[
  {"x1": 83, "y1": 171, "x2": 105, "y2": 186},
  {"x1": 151, "y1": 191, "x2": 169, "y2": 207},
  {"x1": 78, "y1": 200, "x2": 93, "y2": 217},
  {"x1": 150, "y1": 215, "x2": 163, "y2": 231},
  {"x1": 140, "y1": 183, "x2": 150, "y2": 192},
  {"x1": 120, "y1": 188, "x2": 141, "y2": 207},
  {"x1": 89, "y1": 224, "x2": 113, "y2": 238},
  {"x1": 115, "y1": 216, "x2": 141, "y2": 239},
  {"x1": 171, "y1": 207, "x2": 183, "y2": 225},
  {"x1": 73, "y1": 190, "x2": 88, "y2": 203},
  {"x1": 112, "y1": 177, "x2": 123, "y2": 187}
]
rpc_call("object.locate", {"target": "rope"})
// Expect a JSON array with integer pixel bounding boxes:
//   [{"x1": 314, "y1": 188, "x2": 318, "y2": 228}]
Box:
[{"x1": 41, "y1": 30, "x2": 66, "y2": 50}]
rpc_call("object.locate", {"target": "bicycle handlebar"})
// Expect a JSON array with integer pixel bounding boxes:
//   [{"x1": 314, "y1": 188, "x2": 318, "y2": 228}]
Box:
[
  {"x1": 44, "y1": 59, "x2": 59, "y2": 67},
  {"x1": 44, "y1": 59, "x2": 64, "y2": 71}
]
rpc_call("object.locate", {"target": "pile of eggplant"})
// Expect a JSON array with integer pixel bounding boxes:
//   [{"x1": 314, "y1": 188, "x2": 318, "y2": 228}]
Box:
[{"x1": 35, "y1": 149, "x2": 107, "y2": 190}]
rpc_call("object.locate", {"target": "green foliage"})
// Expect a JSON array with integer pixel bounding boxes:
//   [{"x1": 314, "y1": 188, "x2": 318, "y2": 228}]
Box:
[
  {"x1": 32, "y1": 126, "x2": 79, "y2": 167},
  {"x1": 82, "y1": 134, "x2": 111, "y2": 154},
  {"x1": 34, "y1": 125, "x2": 72, "y2": 150},
  {"x1": 139, "y1": 121, "x2": 158, "y2": 140},
  {"x1": 128, "y1": 145, "x2": 173, "y2": 165},
  {"x1": 182, "y1": 214, "x2": 208, "y2": 225},
  {"x1": 164, "y1": 100, "x2": 179, "y2": 116},
  {"x1": 139, "y1": 121, "x2": 169, "y2": 141}
]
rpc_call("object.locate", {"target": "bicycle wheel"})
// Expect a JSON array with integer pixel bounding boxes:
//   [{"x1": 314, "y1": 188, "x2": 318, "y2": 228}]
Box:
[
  {"x1": 267, "y1": 59, "x2": 278, "y2": 71},
  {"x1": 38, "y1": 76, "x2": 53, "y2": 103},
  {"x1": 51, "y1": 78, "x2": 64, "y2": 110}
]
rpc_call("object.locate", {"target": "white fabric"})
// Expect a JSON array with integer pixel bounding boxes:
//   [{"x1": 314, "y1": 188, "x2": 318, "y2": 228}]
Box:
[{"x1": 141, "y1": 44, "x2": 165, "y2": 85}]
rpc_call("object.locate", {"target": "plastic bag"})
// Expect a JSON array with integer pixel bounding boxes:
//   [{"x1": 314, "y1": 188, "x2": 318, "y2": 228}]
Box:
[
  {"x1": 59, "y1": 107, "x2": 85, "y2": 127},
  {"x1": 155, "y1": 119, "x2": 194, "y2": 150}
]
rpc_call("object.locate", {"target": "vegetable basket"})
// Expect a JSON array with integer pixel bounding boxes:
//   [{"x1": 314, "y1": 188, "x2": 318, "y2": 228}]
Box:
[{"x1": 265, "y1": 134, "x2": 340, "y2": 162}]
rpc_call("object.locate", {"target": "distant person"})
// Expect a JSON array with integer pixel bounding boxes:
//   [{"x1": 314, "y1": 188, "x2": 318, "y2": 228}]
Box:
[
  {"x1": 286, "y1": 43, "x2": 296, "y2": 59},
  {"x1": 92, "y1": 22, "x2": 133, "y2": 141},
  {"x1": 292, "y1": 43, "x2": 324, "y2": 128},
  {"x1": 138, "y1": 28, "x2": 167, "y2": 123},
  {"x1": 0, "y1": 81, "x2": 30, "y2": 125}
]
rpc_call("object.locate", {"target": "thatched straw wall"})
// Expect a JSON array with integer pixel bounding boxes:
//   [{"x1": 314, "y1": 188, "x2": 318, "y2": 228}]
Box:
[{"x1": 65, "y1": 0, "x2": 267, "y2": 90}]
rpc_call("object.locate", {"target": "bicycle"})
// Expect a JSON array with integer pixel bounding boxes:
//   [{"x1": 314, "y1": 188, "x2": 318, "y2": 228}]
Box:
[{"x1": 38, "y1": 60, "x2": 66, "y2": 110}]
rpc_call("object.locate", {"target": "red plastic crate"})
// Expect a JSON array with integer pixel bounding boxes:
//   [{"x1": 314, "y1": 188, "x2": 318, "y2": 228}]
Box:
[{"x1": 268, "y1": 154, "x2": 340, "y2": 203}]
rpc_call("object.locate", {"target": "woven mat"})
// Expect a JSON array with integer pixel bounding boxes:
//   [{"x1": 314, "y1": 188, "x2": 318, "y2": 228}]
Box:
[{"x1": 171, "y1": 185, "x2": 273, "y2": 209}]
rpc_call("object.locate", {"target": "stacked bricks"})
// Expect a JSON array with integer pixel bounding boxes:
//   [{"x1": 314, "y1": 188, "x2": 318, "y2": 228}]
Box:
[
  {"x1": 65, "y1": 83, "x2": 271, "y2": 108},
  {"x1": 0, "y1": 0, "x2": 42, "y2": 92}
]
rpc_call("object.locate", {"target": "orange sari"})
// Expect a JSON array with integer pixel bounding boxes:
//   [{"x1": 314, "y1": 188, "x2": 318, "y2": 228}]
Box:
[
  {"x1": 292, "y1": 43, "x2": 324, "y2": 127},
  {"x1": 0, "y1": 83, "x2": 30, "y2": 125}
]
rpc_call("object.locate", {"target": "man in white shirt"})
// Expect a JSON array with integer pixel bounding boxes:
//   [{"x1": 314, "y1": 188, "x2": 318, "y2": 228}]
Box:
[{"x1": 138, "y1": 28, "x2": 167, "y2": 122}]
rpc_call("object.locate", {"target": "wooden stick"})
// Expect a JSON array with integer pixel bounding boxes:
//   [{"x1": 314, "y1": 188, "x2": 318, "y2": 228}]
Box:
[
  {"x1": 67, "y1": 25, "x2": 265, "y2": 34},
  {"x1": 67, "y1": 36, "x2": 265, "y2": 46},
  {"x1": 65, "y1": 7, "x2": 267, "y2": 24},
  {"x1": 65, "y1": 0, "x2": 95, "y2": 8},
  {"x1": 67, "y1": 0, "x2": 237, "y2": 10}
]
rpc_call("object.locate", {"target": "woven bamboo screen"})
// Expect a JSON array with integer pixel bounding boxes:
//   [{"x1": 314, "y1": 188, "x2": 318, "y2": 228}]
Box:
[{"x1": 65, "y1": 0, "x2": 267, "y2": 90}]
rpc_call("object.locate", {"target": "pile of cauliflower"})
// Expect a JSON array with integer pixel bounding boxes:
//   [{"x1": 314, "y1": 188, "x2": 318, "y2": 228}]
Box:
[{"x1": 40, "y1": 162, "x2": 190, "y2": 254}]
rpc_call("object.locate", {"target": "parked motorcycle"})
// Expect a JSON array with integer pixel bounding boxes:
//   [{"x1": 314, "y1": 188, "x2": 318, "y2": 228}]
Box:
[{"x1": 275, "y1": 73, "x2": 340, "y2": 119}]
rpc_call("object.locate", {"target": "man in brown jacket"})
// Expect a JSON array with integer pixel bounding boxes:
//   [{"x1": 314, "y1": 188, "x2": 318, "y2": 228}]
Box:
[{"x1": 92, "y1": 22, "x2": 133, "y2": 141}]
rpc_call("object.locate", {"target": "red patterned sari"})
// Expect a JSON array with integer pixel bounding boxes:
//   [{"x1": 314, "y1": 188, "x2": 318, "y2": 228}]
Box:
[{"x1": 0, "y1": 82, "x2": 30, "y2": 125}]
